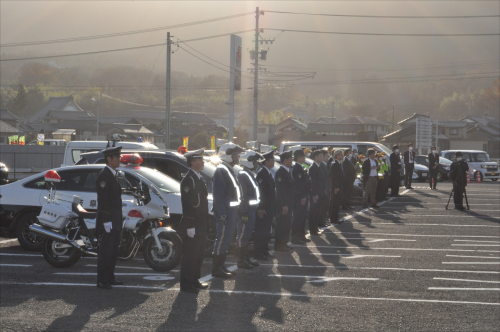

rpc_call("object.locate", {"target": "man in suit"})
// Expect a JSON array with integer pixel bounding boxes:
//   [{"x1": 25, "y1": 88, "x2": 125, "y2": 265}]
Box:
[
  {"x1": 254, "y1": 150, "x2": 276, "y2": 260},
  {"x1": 319, "y1": 150, "x2": 331, "y2": 227},
  {"x1": 404, "y1": 143, "x2": 416, "y2": 189},
  {"x1": 274, "y1": 151, "x2": 295, "y2": 252},
  {"x1": 351, "y1": 149, "x2": 359, "y2": 165},
  {"x1": 179, "y1": 149, "x2": 210, "y2": 293},
  {"x1": 450, "y1": 151, "x2": 469, "y2": 211},
  {"x1": 390, "y1": 145, "x2": 402, "y2": 197},
  {"x1": 341, "y1": 149, "x2": 356, "y2": 210},
  {"x1": 291, "y1": 149, "x2": 311, "y2": 244},
  {"x1": 362, "y1": 149, "x2": 379, "y2": 208},
  {"x1": 96, "y1": 146, "x2": 123, "y2": 290},
  {"x1": 308, "y1": 150, "x2": 325, "y2": 235},
  {"x1": 330, "y1": 150, "x2": 345, "y2": 224},
  {"x1": 428, "y1": 146, "x2": 440, "y2": 190}
]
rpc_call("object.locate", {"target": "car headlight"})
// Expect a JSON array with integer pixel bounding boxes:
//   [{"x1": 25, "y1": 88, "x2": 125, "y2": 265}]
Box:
[
  {"x1": 481, "y1": 165, "x2": 487, "y2": 169},
  {"x1": 444, "y1": 166, "x2": 450, "y2": 171}
]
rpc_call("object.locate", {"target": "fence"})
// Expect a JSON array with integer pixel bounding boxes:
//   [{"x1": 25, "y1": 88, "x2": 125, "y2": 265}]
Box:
[{"x1": 0, "y1": 145, "x2": 65, "y2": 180}]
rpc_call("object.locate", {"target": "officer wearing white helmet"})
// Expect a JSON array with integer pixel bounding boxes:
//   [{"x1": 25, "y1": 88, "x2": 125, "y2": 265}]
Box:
[
  {"x1": 235, "y1": 150, "x2": 263, "y2": 269},
  {"x1": 211, "y1": 142, "x2": 245, "y2": 278}
]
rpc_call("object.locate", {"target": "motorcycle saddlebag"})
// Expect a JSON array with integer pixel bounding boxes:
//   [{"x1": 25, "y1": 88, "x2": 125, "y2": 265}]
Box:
[{"x1": 38, "y1": 204, "x2": 78, "y2": 230}]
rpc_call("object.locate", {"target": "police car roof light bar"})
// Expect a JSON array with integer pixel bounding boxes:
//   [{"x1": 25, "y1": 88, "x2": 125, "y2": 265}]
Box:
[
  {"x1": 120, "y1": 154, "x2": 143, "y2": 165},
  {"x1": 44, "y1": 170, "x2": 61, "y2": 182}
]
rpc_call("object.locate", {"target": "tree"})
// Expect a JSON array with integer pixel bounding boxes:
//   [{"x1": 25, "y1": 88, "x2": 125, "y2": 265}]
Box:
[{"x1": 12, "y1": 84, "x2": 29, "y2": 118}]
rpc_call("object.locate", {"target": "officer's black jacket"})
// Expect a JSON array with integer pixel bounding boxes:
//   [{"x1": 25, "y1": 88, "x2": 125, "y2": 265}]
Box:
[
  {"x1": 309, "y1": 162, "x2": 325, "y2": 198},
  {"x1": 320, "y1": 162, "x2": 331, "y2": 193},
  {"x1": 330, "y1": 160, "x2": 345, "y2": 191},
  {"x1": 96, "y1": 166, "x2": 122, "y2": 231},
  {"x1": 292, "y1": 162, "x2": 309, "y2": 200},
  {"x1": 428, "y1": 153, "x2": 440, "y2": 168},
  {"x1": 179, "y1": 169, "x2": 209, "y2": 235},
  {"x1": 342, "y1": 156, "x2": 357, "y2": 183},
  {"x1": 390, "y1": 152, "x2": 401, "y2": 173},
  {"x1": 256, "y1": 167, "x2": 276, "y2": 212},
  {"x1": 275, "y1": 166, "x2": 294, "y2": 209},
  {"x1": 450, "y1": 160, "x2": 469, "y2": 187}
]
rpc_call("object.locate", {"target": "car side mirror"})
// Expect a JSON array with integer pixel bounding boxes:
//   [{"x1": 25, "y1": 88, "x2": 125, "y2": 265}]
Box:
[{"x1": 117, "y1": 171, "x2": 125, "y2": 179}]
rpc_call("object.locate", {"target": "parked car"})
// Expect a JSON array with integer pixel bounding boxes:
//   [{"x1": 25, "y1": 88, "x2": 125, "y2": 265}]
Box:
[
  {"x1": 414, "y1": 155, "x2": 452, "y2": 182},
  {"x1": 27, "y1": 139, "x2": 67, "y2": 146},
  {"x1": 0, "y1": 163, "x2": 8, "y2": 185},
  {"x1": 0, "y1": 158, "x2": 215, "y2": 254},
  {"x1": 411, "y1": 163, "x2": 430, "y2": 183},
  {"x1": 441, "y1": 150, "x2": 499, "y2": 182},
  {"x1": 279, "y1": 141, "x2": 393, "y2": 156}
]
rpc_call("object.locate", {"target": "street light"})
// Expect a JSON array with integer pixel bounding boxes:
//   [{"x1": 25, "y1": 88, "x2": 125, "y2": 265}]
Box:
[{"x1": 91, "y1": 97, "x2": 100, "y2": 139}]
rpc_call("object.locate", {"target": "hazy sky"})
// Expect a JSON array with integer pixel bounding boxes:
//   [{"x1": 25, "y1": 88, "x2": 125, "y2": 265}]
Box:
[{"x1": 1, "y1": 1, "x2": 499, "y2": 85}]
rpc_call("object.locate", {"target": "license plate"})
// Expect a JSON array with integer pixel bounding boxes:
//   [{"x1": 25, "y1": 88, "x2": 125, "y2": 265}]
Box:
[
  {"x1": 492, "y1": 172, "x2": 495, "y2": 175},
  {"x1": 422, "y1": 173, "x2": 427, "y2": 177}
]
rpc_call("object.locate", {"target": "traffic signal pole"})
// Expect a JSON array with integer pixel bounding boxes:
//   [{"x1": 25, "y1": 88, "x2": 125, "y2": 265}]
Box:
[{"x1": 253, "y1": 7, "x2": 260, "y2": 141}]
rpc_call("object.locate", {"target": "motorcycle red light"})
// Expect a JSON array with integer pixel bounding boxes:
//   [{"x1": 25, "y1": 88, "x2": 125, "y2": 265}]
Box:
[
  {"x1": 120, "y1": 154, "x2": 143, "y2": 165},
  {"x1": 128, "y1": 209, "x2": 144, "y2": 218},
  {"x1": 44, "y1": 170, "x2": 61, "y2": 182}
]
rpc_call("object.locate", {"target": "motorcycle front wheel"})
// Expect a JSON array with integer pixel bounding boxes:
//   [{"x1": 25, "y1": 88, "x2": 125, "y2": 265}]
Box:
[
  {"x1": 41, "y1": 238, "x2": 81, "y2": 268},
  {"x1": 143, "y1": 232, "x2": 182, "y2": 272}
]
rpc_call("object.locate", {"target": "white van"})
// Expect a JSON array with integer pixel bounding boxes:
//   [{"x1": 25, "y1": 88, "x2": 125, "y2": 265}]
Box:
[
  {"x1": 27, "y1": 139, "x2": 67, "y2": 146},
  {"x1": 62, "y1": 141, "x2": 159, "y2": 166},
  {"x1": 441, "y1": 150, "x2": 499, "y2": 182},
  {"x1": 279, "y1": 141, "x2": 393, "y2": 156}
]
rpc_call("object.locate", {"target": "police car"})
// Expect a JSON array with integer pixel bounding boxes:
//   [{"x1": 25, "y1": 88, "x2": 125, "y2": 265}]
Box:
[{"x1": 0, "y1": 154, "x2": 215, "y2": 253}]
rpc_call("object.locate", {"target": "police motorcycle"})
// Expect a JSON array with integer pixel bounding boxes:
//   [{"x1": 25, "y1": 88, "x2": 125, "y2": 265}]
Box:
[{"x1": 29, "y1": 169, "x2": 182, "y2": 272}]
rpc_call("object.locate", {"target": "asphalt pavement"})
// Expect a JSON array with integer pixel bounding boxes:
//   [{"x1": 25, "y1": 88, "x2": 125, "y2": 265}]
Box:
[{"x1": 1, "y1": 181, "x2": 499, "y2": 331}]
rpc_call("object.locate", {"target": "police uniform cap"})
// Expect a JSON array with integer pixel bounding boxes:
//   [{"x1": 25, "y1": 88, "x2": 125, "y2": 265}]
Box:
[
  {"x1": 262, "y1": 150, "x2": 274, "y2": 161},
  {"x1": 185, "y1": 148, "x2": 204, "y2": 161},
  {"x1": 293, "y1": 149, "x2": 305, "y2": 159},
  {"x1": 455, "y1": 151, "x2": 463, "y2": 157},
  {"x1": 100, "y1": 146, "x2": 122, "y2": 158},
  {"x1": 279, "y1": 150, "x2": 293, "y2": 162}
]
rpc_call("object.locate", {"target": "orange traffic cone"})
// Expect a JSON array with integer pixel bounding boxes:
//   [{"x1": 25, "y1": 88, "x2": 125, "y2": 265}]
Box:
[
  {"x1": 476, "y1": 172, "x2": 482, "y2": 183},
  {"x1": 467, "y1": 171, "x2": 470, "y2": 183}
]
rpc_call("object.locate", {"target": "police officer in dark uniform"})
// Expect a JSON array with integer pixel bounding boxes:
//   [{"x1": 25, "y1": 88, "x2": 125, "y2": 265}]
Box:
[
  {"x1": 274, "y1": 150, "x2": 294, "y2": 252},
  {"x1": 179, "y1": 149, "x2": 210, "y2": 293},
  {"x1": 390, "y1": 145, "x2": 402, "y2": 197},
  {"x1": 96, "y1": 146, "x2": 123, "y2": 290},
  {"x1": 428, "y1": 146, "x2": 440, "y2": 190},
  {"x1": 330, "y1": 150, "x2": 345, "y2": 224},
  {"x1": 450, "y1": 151, "x2": 469, "y2": 211},
  {"x1": 319, "y1": 150, "x2": 331, "y2": 227},
  {"x1": 308, "y1": 150, "x2": 325, "y2": 235},
  {"x1": 291, "y1": 149, "x2": 311, "y2": 244},
  {"x1": 254, "y1": 150, "x2": 276, "y2": 260}
]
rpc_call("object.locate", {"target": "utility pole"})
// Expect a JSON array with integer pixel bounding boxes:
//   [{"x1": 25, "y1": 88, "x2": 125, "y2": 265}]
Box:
[
  {"x1": 331, "y1": 100, "x2": 335, "y2": 123},
  {"x1": 97, "y1": 91, "x2": 102, "y2": 138},
  {"x1": 165, "y1": 32, "x2": 171, "y2": 149},
  {"x1": 252, "y1": 7, "x2": 260, "y2": 141},
  {"x1": 468, "y1": 96, "x2": 471, "y2": 115},
  {"x1": 392, "y1": 104, "x2": 395, "y2": 132}
]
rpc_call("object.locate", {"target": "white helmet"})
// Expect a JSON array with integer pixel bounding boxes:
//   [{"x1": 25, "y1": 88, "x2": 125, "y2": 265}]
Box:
[
  {"x1": 240, "y1": 150, "x2": 264, "y2": 169},
  {"x1": 218, "y1": 142, "x2": 245, "y2": 163}
]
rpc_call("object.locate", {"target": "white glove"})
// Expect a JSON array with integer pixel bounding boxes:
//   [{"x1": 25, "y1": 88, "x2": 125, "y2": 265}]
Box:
[
  {"x1": 187, "y1": 228, "x2": 195, "y2": 238},
  {"x1": 103, "y1": 222, "x2": 112, "y2": 233}
]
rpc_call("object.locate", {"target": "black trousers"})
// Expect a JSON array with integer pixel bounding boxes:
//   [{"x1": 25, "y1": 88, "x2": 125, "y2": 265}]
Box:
[
  {"x1": 453, "y1": 182, "x2": 465, "y2": 207},
  {"x1": 275, "y1": 207, "x2": 293, "y2": 248},
  {"x1": 97, "y1": 225, "x2": 121, "y2": 284},
  {"x1": 180, "y1": 233, "x2": 206, "y2": 289},
  {"x1": 254, "y1": 209, "x2": 274, "y2": 257},
  {"x1": 342, "y1": 181, "x2": 354, "y2": 208},
  {"x1": 318, "y1": 193, "x2": 329, "y2": 226},
  {"x1": 329, "y1": 189, "x2": 342, "y2": 222},
  {"x1": 292, "y1": 197, "x2": 308, "y2": 239},
  {"x1": 405, "y1": 164, "x2": 414, "y2": 188},
  {"x1": 429, "y1": 168, "x2": 438, "y2": 188},
  {"x1": 390, "y1": 172, "x2": 400, "y2": 196},
  {"x1": 308, "y1": 195, "x2": 323, "y2": 232}
]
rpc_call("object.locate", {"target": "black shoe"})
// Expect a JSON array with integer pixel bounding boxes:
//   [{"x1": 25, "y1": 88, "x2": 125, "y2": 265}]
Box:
[
  {"x1": 274, "y1": 246, "x2": 290, "y2": 252},
  {"x1": 195, "y1": 281, "x2": 209, "y2": 289},
  {"x1": 264, "y1": 252, "x2": 275, "y2": 258},
  {"x1": 291, "y1": 237, "x2": 304, "y2": 244},
  {"x1": 237, "y1": 247, "x2": 254, "y2": 269},
  {"x1": 244, "y1": 246, "x2": 260, "y2": 267},
  {"x1": 212, "y1": 255, "x2": 233, "y2": 278},
  {"x1": 109, "y1": 280, "x2": 123, "y2": 286},
  {"x1": 371, "y1": 205, "x2": 379, "y2": 209},
  {"x1": 409, "y1": 187, "x2": 414, "y2": 189},
  {"x1": 254, "y1": 254, "x2": 269, "y2": 261},
  {"x1": 180, "y1": 286, "x2": 200, "y2": 294},
  {"x1": 97, "y1": 283, "x2": 112, "y2": 290},
  {"x1": 300, "y1": 236, "x2": 312, "y2": 243},
  {"x1": 342, "y1": 206, "x2": 352, "y2": 210},
  {"x1": 310, "y1": 230, "x2": 323, "y2": 236}
]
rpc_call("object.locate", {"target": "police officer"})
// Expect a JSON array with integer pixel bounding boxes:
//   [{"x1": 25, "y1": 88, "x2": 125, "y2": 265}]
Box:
[
  {"x1": 178, "y1": 149, "x2": 210, "y2": 293},
  {"x1": 330, "y1": 150, "x2": 345, "y2": 224},
  {"x1": 450, "y1": 151, "x2": 469, "y2": 211},
  {"x1": 291, "y1": 149, "x2": 311, "y2": 244},
  {"x1": 390, "y1": 145, "x2": 402, "y2": 197},
  {"x1": 236, "y1": 150, "x2": 262, "y2": 269},
  {"x1": 404, "y1": 143, "x2": 416, "y2": 189},
  {"x1": 319, "y1": 150, "x2": 331, "y2": 227},
  {"x1": 96, "y1": 146, "x2": 123, "y2": 290},
  {"x1": 308, "y1": 150, "x2": 325, "y2": 235},
  {"x1": 254, "y1": 150, "x2": 276, "y2": 261},
  {"x1": 212, "y1": 143, "x2": 245, "y2": 278},
  {"x1": 274, "y1": 150, "x2": 295, "y2": 252},
  {"x1": 341, "y1": 149, "x2": 356, "y2": 210},
  {"x1": 428, "y1": 146, "x2": 440, "y2": 190}
]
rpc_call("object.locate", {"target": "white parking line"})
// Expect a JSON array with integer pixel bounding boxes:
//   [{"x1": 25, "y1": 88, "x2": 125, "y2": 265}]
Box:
[
  {"x1": 0, "y1": 264, "x2": 32, "y2": 267},
  {"x1": 451, "y1": 244, "x2": 500, "y2": 247},
  {"x1": 0, "y1": 253, "x2": 42, "y2": 257},
  {"x1": 304, "y1": 246, "x2": 499, "y2": 253},
  {"x1": 0, "y1": 239, "x2": 18, "y2": 244},
  {"x1": 433, "y1": 277, "x2": 500, "y2": 284},
  {"x1": 442, "y1": 262, "x2": 500, "y2": 265},
  {"x1": 328, "y1": 231, "x2": 500, "y2": 238},
  {"x1": 268, "y1": 274, "x2": 379, "y2": 282},
  {"x1": 355, "y1": 222, "x2": 500, "y2": 227},
  {"x1": 328, "y1": 238, "x2": 417, "y2": 243},
  {"x1": 199, "y1": 265, "x2": 238, "y2": 283},
  {"x1": 85, "y1": 264, "x2": 179, "y2": 272},
  {"x1": 355, "y1": 214, "x2": 500, "y2": 219},
  {"x1": 383, "y1": 203, "x2": 498, "y2": 205},
  {"x1": 311, "y1": 253, "x2": 400, "y2": 259},
  {"x1": 454, "y1": 240, "x2": 500, "y2": 243},
  {"x1": 446, "y1": 255, "x2": 500, "y2": 259},
  {"x1": 4, "y1": 282, "x2": 499, "y2": 306},
  {"x1": 54, "y1": 272, "x2": 172, "y2": 276},
  {"x1": 379, "y1": 207, "x2": 500, "y2": 211},
  {"x1": 429, "y1": 287, "x2": 500, "y2": 291}
]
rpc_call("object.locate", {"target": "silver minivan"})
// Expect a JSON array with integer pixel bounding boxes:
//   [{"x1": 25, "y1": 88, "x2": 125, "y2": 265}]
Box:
[
  {"x1": 441, "y1": 150, "x2": 499, "y2": 182},
  {"x1": 279, "y1": 141, "x2": 393, "y2": 155}
]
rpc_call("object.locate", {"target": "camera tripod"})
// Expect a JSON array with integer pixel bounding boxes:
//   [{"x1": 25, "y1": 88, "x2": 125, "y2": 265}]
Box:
[{"x1": 445, "y1": 165, "x2": 470, "y2": 210}]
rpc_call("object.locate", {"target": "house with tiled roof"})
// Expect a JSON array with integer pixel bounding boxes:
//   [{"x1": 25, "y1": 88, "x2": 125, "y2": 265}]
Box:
[
  {"x1": 0, "y1": 108, "x2": 21, "y2": 127},
  {"x1": 28, "y1": 96, "x2": 92, "y2": 123},
  {"x1": 0, "y1": 120, "x2": 21, "y2": 145}
]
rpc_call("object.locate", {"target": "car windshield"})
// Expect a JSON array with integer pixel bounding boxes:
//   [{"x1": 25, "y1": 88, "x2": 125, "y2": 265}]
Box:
[
  {"x1": 474, "y1": 153, "x2": 491, "y2": 162},
  {"x1": 132, "y1": 167, "x2": 180, "y2": 193},
  {"x1": 439, "y1": 157, "x2": 452, "y2": 164}
]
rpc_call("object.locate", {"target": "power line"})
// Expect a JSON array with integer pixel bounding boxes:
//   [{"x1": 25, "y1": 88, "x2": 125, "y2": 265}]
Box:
[
  {"x1": 264, "y1": 28, "x2": 500, "y2": 37},
  {"x1": 265, "y1": 10, "x2": 500, "y2": 19},
  {"x1": 0, "y1": 12, "x2": 254, "y2": 47}
]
